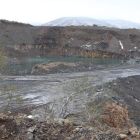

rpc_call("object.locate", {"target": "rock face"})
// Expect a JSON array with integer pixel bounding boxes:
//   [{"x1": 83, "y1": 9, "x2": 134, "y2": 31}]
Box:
[{"x1": 1, "y1": 21, "x2": 140, "y2": 58}]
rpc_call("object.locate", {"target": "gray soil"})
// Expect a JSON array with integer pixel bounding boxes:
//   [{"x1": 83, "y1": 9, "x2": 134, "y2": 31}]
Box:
[
  {"x1": 0, "y1": 63, "x2": 140, "y2": 126},
  {"x1": 110, "y1": 75, "x2": 140, "y2": 127}
]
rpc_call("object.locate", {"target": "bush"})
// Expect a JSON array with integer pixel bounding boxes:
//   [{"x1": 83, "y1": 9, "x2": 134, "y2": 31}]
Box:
[
  {"x1": 102, "y1": 102, "x2": 131, "y2": 128},
  {"x1": 0, "y1": 41, "x2": 7, "y2": 70}
]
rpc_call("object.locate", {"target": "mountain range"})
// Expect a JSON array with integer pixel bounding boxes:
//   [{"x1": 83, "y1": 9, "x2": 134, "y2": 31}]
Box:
[{"x1": 42, "y1": 17, "x2": 140, "y2": 29}]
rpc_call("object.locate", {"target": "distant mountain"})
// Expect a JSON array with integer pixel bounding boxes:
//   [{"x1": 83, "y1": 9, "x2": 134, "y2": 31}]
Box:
[
  {"x1": 102, "y1": 19, "x2": 140, "y2": 29},
  {"x1": 42, "y1": 17, "x2": 113, "y2": 27},
  {"x1": 42, "y1": 17, "x2": 140, "y2": 29}
]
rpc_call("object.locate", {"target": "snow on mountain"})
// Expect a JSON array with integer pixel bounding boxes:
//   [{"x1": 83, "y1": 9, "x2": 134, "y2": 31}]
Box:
[
  {"x1": 102, "y1": 19, "x2": 140, "y2": 29},
  {"x1": 42, "y1": 17, "x2": 140, "y2": 29},
  {"x1": 42, "y1": 17, "x2": 113, "y2": 27}
]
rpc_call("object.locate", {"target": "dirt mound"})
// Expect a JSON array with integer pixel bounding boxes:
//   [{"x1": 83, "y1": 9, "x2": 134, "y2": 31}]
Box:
[{"x1": 31, "y1": 61, "x2": 77, "y2": 74}]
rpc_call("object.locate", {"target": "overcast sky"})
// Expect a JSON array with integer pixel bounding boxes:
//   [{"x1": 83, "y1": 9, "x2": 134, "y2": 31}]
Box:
[{"x1": 0, "y1": 0, "x2": 140, "y2": 25}]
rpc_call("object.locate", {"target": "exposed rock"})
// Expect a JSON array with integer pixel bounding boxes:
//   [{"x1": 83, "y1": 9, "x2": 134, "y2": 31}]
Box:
[
  {"x1": 119, "y1": 134, "x2": 127, "y2": 139},
  {"x1": 24, "y1": 132, "x2": 33, "y2": 140},
  {"x1": 129, "y1": 127, "x2": 139, "y2": 137},
  {"x1": 54, "y1": 118, "x2": 72, "y2": 125},
  {"x1": 129, "y1": 127, "x2": 137, "y2": 134},
  {"x1": 27, "y1": 126, "x2": 36, "y2": 133},
  {"x1": 1, "y1": 25, "x2": 140, "y2": 58}
]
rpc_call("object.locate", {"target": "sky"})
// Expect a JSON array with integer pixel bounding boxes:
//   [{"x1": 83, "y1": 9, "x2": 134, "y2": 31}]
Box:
[{"x1": 0, "y1": 0, "x2": 140, "y2": 25}]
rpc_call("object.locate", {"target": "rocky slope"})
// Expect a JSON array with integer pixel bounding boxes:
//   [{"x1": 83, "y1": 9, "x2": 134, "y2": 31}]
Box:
[
  {"x1": 1, "y1": 20, "x2": 140, "y2": 58},
  {"x1": 1, "y1": 114, "x2": 138, "y2": 140}
]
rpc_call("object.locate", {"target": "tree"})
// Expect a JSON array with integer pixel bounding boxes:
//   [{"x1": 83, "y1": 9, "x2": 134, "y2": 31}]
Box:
[{"x1": 93, "y1": 24, "x2": 98, "y2": 27}]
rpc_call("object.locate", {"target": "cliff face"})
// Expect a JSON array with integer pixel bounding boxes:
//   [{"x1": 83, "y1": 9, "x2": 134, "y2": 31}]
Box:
[{"x1": 1, "y1": 23, "x2": 140, "y2": 58}]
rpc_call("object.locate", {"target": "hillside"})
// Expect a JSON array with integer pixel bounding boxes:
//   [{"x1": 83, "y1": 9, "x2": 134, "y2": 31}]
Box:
[
  {"x1": 0, "y1": 21, "x2": 140, "y2": 58},
  {"x1": 0, "y1": 19, "x2": 33, "y2": 29}
]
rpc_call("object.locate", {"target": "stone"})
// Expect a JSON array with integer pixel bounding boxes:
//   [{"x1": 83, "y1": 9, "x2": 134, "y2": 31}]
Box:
[
  {"x1": 119, "y1": 134, "x2": 127, "y2": 139},
  {"x1": 79, "y1": 136, "x2": 85, "y2": 140},
  {"x1": 113, "y1": 83, "x2": 117, "y2": 86},
  {"x1": 128, "y1": 127, "x2": 139, "y2": 137},
  {"x1": 24, "y1": 132, "x2": 33, "y2": 140},
  {"x1": 54, "y1": 118, "x2": 71, "y2": 125},
  {"x1": 27, "y1": 126, "x2": 36, "y2": 133},
  {"x1": 75, "y1": 127, "x2": 80, "y2": 131},
  {"x1": 17, "y1": 113, "x2": 27, "y2": 119},
  {"x1": 129, "y1": 127, "x2": 137, "y2": 134},
  {"x1": 27, "y1": 115, "x2": 34, "y2": 119},
  {"x1": 73, "y1": 128, "x2": 80, "y2": 134},
  {"x1": 131, "y1": 131, "x2": 138, "y2": 137},
  {"x1": 65, "y1": 137, "x2": 72, "y2": 140}
]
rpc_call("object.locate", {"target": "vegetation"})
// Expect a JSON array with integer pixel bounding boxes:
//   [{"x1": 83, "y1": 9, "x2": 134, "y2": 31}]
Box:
[
  {"x1": 30, "y1": 74, "x2": 132, "y2": 131},
  {"x1": 31, "y1": 76, "x2": 124, "y2": 128},
  {"x1": 102, "y1": 102, "x2": 131, "y2": 128},
  {"x1": 0, "y1": 40, "x2": 132, "y2": 130},
  {"x1": 0, "y1": 41, "x2": 22, "y2": 113},
  {"x1": 31, "y1": 76, "x2": 91, "y2": 120},
  {"x1": 0, "y1": 40, "x2": 7, "y2": 70},
  {"x1": 59, "y1": 62, "x2": 65, "y2": 66},
  {"x1": 93, "y1": 24, "x2": 98, "y2": 27}
]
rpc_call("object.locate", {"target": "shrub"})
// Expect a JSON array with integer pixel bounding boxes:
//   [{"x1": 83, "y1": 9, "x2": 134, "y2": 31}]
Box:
[
  {"x1": 0, "y1": 40, "x2": 22, "y2": 114},
  {"x1": 102, "y1": 102, "x2": 131, "y2": 128},
  {"x1": 0, "y1": 41, "x2": 7, "y2": 70},
  {"x1": 59, "y1": 62, "x2": 65, "y2": 66}
]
